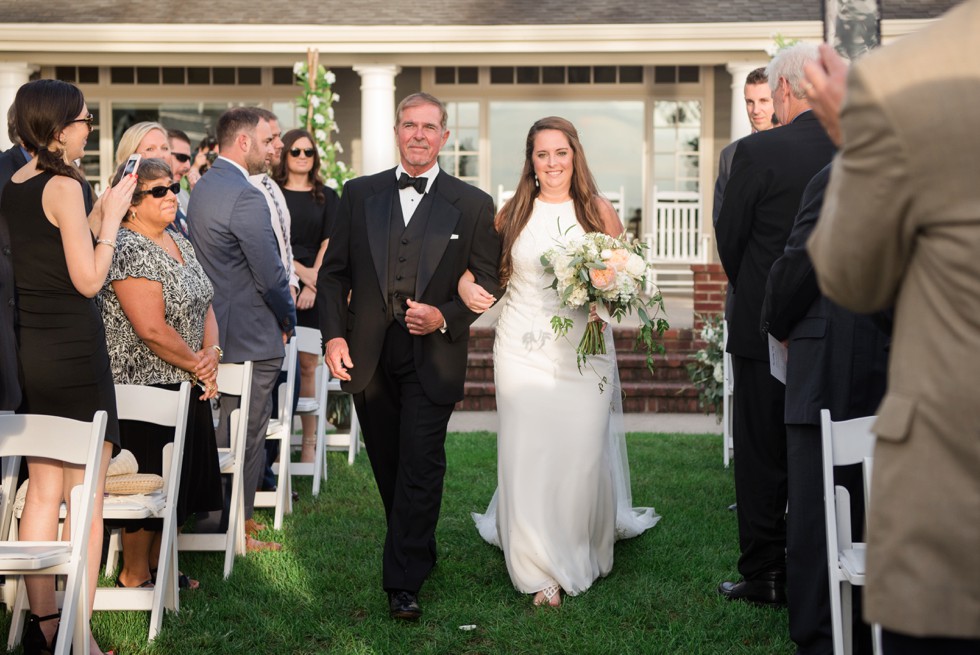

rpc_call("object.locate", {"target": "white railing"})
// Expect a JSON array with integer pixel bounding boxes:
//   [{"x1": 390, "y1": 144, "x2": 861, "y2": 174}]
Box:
[{"x1": 644, "y1": 188, "x2": 703, "y2": 263}]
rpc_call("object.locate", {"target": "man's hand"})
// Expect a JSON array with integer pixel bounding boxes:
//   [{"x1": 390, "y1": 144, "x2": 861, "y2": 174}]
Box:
[
  {"x1": 325, "y1": 337, "x2": 353, "y2": 381},
  {"x1": 405, "y1": 299, "x2": 445, "y2": 336},
  {"x1": 804, "y1": 43, "x2": 849, "y2": 147}
]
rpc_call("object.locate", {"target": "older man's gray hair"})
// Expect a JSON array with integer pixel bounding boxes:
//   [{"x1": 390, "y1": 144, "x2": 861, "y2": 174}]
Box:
[{"x1": 766, "y1": 43, "x2": 821, "y2": 99}]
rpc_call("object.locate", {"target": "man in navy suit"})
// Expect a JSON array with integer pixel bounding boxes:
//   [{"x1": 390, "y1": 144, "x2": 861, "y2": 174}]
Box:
[
  {"x1": 318, "y1": 92, "x2": 501, "y2": 620},
  {"x1": 716, "y1": 44, "x2": 836, "y2": 606},
  {"x1": 188, "y1": 106, "x2": 296, "y2": 552}
]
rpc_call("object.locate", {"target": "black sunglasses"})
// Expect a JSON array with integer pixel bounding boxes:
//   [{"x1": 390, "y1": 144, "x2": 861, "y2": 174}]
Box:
[
  {"x1": 289, "y1": 147, "x2": 315, "y2": 157},
  {"x1": 171, "y1": 152, "x2": 191, "y2": 163},
  {"x1": 134, "y1": 182, "x2": 181, "y2": 199},
  {"x1": 68, "y1": 113, "x2": 95, "y2": 131}
]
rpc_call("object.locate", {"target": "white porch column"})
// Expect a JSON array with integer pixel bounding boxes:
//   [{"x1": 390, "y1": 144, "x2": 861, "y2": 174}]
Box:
[
  {"x1": 353, "y1": 64, "x2": 401, "y2": 175},
  {"x1": 725, "y1": 62, "x2": 768, "y2": 142},
  {"x1": 0, "y1": 63, "x2": 37, "y2": 150}
]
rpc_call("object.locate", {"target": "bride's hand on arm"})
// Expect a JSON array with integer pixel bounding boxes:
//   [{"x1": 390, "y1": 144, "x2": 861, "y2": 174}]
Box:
[{"x1": 458, "y1": 269, "x2": 495, "y2": 313}]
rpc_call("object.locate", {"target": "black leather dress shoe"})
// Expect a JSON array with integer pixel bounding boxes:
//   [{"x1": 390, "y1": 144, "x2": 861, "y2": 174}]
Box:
[
  {"x1": 388, "y1": 590, "x2": 422, "y2": 620},
  {"x1": 718, "y1": 571, "x2": 787, "y2": 606}
]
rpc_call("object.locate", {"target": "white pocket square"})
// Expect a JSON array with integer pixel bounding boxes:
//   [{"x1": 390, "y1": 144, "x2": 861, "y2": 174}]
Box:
[{"x1": 450, "y1": 234, "x2": 460, "y2": 240}]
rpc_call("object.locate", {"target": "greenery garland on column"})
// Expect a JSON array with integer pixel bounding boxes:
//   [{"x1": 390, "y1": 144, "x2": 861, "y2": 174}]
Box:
[
  {"x1": 295, "y1": 49, "x2": 356, "y2": 429},
  {"x1": 294, "y1": 49, "x2": 356, "y2": 194}
]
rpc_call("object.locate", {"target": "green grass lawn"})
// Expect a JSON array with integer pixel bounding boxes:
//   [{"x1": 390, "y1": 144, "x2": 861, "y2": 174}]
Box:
[{"x1": 6, "y1": 432, "x2": 793, "y2": 654}]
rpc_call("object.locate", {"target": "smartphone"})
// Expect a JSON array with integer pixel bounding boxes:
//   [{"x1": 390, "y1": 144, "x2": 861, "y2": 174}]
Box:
[{"x1": 123, "y1": 153, "x2": 141, "y2": 177}]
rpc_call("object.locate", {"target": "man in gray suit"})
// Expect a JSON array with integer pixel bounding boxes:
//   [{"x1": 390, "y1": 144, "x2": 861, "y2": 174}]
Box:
[{"x1": 188, "y1": 106, "x2": 296, "y2": 552}]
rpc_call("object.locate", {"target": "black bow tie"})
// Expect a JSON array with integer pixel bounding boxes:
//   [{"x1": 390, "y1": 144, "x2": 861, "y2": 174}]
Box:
[{"x1": 398, "y1": 173, "x2": 427, "y2": 194}]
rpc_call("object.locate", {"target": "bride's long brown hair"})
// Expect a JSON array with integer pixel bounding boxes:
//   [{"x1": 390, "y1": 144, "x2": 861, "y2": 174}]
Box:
[{"x1": 496, "y1": 116, "x2": 605, "y2": 287}]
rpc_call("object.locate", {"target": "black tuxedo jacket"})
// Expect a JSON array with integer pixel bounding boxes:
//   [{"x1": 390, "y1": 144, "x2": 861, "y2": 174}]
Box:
[
  {"x1": 716, "y1": 111, "x2": 835, "y2": 361},
  {"x1": 0, "y1": 146, "x2": 29, "y2": 200},
  {"x1": 762, "y1": 165, "x2": 889, "y2": 425},
  {"x1": 317, "y1": 167, "x2": 501, "y2": 405}
]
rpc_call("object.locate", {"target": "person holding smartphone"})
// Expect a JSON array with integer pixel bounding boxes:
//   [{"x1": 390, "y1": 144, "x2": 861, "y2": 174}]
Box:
[
  {"x1": 1, "y1": 78, "x2": 137, "y2": 655},
  {"x1": 99, "y1": 157, "x2": 223, "y2": 594}
]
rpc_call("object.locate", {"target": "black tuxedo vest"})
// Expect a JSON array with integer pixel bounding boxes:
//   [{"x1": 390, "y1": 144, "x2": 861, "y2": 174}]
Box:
[{"x1": 386, "y1": 190, "x2": 434, "y2": 327}]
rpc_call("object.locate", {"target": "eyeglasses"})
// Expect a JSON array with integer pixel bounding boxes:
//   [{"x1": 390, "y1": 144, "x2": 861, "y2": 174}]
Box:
[
  {"x1": 171, "y1": 152, "x2": 191, "y2": 164},
  {"x1": 134, "y1": 182, "x2": 181, "y2": 199},
  {"x1": 68, "y1": 113, "x2": 95, "y2": 132},
  {"x1": 289, "y1": 147, "x2": 315, "y2": 157}
]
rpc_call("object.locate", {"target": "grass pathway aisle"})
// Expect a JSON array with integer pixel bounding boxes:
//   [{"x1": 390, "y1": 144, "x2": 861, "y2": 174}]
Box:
[{"x1": 10, "y1": 432, "x2": 794, "y2": 654}]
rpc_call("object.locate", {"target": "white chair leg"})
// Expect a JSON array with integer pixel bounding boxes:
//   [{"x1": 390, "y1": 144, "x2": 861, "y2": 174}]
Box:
[
  {"x1": 347, "y1": 408, "x2": 360, "y2": 466},
  {"x1": 273, "y1": 446, "x2": 289, "y2": 530},
  {"x1": 311, "y1": 418, "x2": 325, "y2": 497},
  {"x1": 7, "y1": 581, "x2": 28, "y2": 650},
  {"x1": 829, "y1": 578, "x2": 845, "y2": 655},
  {"x1": 104, "y1": 528, "x2": 121, "y2": 574}
]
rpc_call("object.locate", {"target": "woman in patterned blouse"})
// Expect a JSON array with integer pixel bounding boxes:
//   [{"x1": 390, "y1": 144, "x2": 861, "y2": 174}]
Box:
[{"x1": 99, "y1": 157, "x2": 223, "y2": 590}]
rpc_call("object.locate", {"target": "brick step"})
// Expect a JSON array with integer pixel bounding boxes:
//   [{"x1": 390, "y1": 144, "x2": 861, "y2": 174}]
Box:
[
  {"x1": 455, "y1": 379, "x2": 702, "y2": 413},
  {"x1": 464, "y1": 351, "x2": 695, "y2": 383},
  {"x1": 462, "y1": 325, "x2": 704, "y2": 413},
  {"x1": 468, "y1": 327, "x2": 700, "y2": 355}
]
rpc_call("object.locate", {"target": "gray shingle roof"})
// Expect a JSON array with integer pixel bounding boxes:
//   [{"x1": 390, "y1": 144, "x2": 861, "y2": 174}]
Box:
[{"x1": 2, "y1": 0, "x2": 962, "y2": 25}]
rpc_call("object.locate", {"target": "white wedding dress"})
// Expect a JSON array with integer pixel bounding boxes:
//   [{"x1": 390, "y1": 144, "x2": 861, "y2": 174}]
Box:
[{"x1": 472, "y1": 198, "x2": 659, "y2": 597}]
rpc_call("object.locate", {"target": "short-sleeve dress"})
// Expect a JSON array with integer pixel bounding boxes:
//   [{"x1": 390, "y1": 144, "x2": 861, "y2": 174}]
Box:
[
  {"x1": 282, "y1": 185, "x2": 338, "y2": 329},
  {"x1": 2, "y1": 171, "x2": 120, "y2": 448},
  {"x1": 100, "y1": 227, "x2": 222, "y2": 526}
]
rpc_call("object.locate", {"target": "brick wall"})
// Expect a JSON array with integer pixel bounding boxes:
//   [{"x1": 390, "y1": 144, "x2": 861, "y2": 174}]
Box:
[{"x1": 691, "y1": 263, "x2": 728, "y2": 331}]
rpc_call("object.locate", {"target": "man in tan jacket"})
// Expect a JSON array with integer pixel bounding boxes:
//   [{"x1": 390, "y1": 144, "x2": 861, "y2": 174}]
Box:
[{"x1": 806, "y1": 1, "x2": 980, "y2": 651}]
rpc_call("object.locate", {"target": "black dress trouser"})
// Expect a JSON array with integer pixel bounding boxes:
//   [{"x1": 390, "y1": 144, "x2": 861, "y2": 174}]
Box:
[
  {"x1": 354, "y1": 322, "x2": 455, "y2": 594},
  {"x1": 731, "y1": 355, "x2": 787, "y2": 579}
]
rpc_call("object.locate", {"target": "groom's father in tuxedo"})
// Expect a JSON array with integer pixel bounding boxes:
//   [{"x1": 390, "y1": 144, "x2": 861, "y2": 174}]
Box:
[
  {"x1": 318, "y1": 92, "x2": 501, "y2": 620},
  {"x1": 715, "y1": 43, "x2": 835, "y2": 606},
  {"x1": 188, "y1": 106, "x2": 296, "y2": 552}
]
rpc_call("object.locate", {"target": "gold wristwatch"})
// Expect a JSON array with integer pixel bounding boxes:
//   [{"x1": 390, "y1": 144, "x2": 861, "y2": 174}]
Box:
[{"x1": 211, "y1": 345, "x2": 223, "y2": 361}]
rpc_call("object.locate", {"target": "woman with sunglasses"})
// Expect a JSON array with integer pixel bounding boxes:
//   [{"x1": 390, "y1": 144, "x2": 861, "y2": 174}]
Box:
[
  {"x1": 99, "y1": 157, "x2": 222, "y2": 594},
  {"x1": 1, "y1": 79, "x2": 136, "y2": 655},
  {"x1": 272, "y1": 129, "x2": 339, "y2": 462}
]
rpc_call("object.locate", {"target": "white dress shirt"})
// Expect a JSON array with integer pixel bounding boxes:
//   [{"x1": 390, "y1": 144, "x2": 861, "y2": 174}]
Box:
[{"x1": 395, "y1": 163, "x2": 439, "y2": 225}]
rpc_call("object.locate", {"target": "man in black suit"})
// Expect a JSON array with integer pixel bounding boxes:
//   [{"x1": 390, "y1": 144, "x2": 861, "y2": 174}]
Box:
[
  {"x1": 763, "y1": 164, "x2": 889, "y2": 653},
  {"x1": 317, "y1": 92, "x2": 501, "y2": 620},
  {"x1": 715, "y1": 43, "x2": 836, "y2": 605}
]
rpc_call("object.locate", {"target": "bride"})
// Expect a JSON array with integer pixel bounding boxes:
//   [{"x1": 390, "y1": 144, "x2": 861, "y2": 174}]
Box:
[{"x1": 461, "y1": 116, "x2": 659, "y2": 607}]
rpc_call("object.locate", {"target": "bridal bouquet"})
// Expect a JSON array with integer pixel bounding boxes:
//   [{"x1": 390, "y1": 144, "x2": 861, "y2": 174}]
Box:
[{"x1": 541, "y1": 231, "x2": 669, "y2": 375}]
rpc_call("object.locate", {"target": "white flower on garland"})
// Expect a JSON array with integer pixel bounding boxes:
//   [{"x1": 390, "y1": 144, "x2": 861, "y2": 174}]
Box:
[{"x1": 294, "y1": 54, "x2": 356, "y2": 194}]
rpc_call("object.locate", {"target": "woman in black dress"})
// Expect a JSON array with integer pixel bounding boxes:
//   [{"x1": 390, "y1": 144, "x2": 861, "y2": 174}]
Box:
[
  {"x1": 1, "y1": 79, "x2": 137, "y2": 655},
  {"x1": 99, "y1": 158, "x2": 222, "y2": 592},
  {"x1": 272, "y1": 129, "x2": 338, "y2": 462}
]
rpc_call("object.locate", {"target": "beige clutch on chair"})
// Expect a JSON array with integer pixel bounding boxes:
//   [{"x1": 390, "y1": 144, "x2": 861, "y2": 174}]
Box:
[{"x1": 105, "y1": 449, "x2": 164, "y2": 495}]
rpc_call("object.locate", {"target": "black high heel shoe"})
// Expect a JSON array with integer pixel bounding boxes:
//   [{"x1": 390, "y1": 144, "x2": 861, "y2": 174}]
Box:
[{"x1": 23, "y1": 612, "x2": 59, "y2": 655}]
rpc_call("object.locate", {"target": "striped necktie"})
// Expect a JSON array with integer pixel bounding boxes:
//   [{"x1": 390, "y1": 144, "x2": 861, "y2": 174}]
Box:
[{"x1": 260, "y1": 174, "x2": 293, "y2": 270}]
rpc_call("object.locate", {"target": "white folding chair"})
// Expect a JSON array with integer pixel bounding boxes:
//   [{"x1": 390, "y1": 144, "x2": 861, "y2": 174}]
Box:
[
  {"x1": 0, "y1": 411, "x2": 108, "y2": 655},
  {"x1": 722, "y1": 320, "x2": 734, "y2": 468},
  {"x1": 178, "y1": 361, "x2": 252, "y2": 579},
  {"x1": 255, "y1": 339, "x2": 296, "y2": 529},
  {"x1": 96, "y1": 382, "x2": 190, "y2": 641},
  {"x1": 820, "y1": 409, "x2": 878, "y2": 655},
  {"x1": 290, "y1": 327, "x2": 360, "y2": 497}
]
